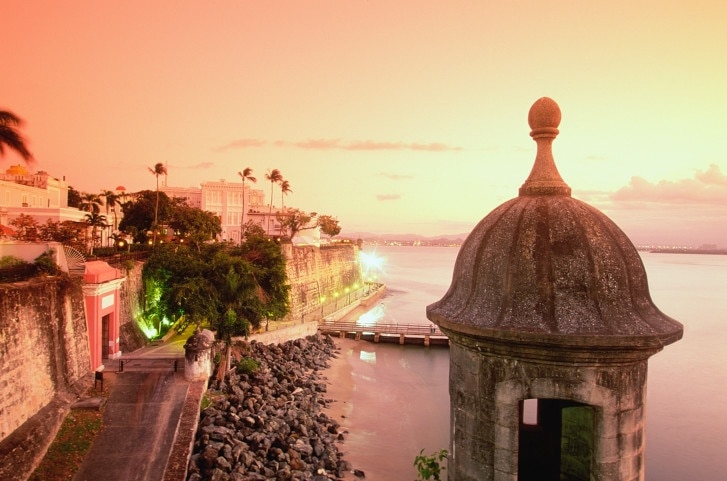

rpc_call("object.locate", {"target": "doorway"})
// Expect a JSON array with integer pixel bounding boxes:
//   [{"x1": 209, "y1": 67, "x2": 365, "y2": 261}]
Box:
[
  {"x1": 101, "y1": 314, "x2": 110, "y2": 359},
  {"x1": 518, "y1": 398, "x2": 594, "y2": 481}
]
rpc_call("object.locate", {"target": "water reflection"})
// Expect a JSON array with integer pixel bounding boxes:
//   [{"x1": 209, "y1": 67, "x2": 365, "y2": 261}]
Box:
[{"x1": 356, "y1": 302, "x2": 386, "y2": 327}]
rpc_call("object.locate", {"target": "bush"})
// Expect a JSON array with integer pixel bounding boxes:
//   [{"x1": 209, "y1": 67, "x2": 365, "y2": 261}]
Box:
[
  {"x1": 0, "y1": 255, "x2": 28, "y2": 268},
  {"x1": 236, "y1": 357, "x2": 260, "y2": 375},
  {"x1": 34, "y1": 250, "x2": 60, "y2": 275},
  {"x1": 414, "y1": 449, "x2": 448, "y2": 481}
]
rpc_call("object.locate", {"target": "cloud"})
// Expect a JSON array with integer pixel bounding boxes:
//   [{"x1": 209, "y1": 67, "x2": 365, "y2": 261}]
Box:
[
  {"x1": 215, "y1": 138, "x2": 462, "y2": 152},
  {"x1": 187, "y1": 162, "x2": 215, "y2": 169},
  {"x1": 377, "y1": 194, "x2": 401, "y2": 201},
  {"x1": 213, "y1": 138, "x2": 267, "y2": 151},
  {"x1": 611, "y1": 164, "x2": 727, "y2": 205},
  {"x1": 377, "y1": 172, "x2": 414, "y2": 181}
]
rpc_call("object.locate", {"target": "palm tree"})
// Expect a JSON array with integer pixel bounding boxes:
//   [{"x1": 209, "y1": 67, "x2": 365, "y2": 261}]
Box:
[
  {"x1": 84, "y1": 212, "x2": 108, "y2": 255},
  {"x1": 79, "y1": 193, "x2": 102, "y2": 213},
  {"x1": 0, "y1": 110, "x2": 34, "y2": 164},
  {"x1": 149, "y1": 162, "x2": 167, "y2": 244},
  {"x1": 238, "y1": 168, "x2": 256, "y2": 243},
  {"x1": 278, "y1": 179, "x2": 293, "y2": 236},
  {"x1": 265, "y1": 169, "x2": 283, "y2": 234},
  {"x1": 100, "y1": 189, "x2": 120, "y2": 236},
  {"x1": 280, "y1": 179, "x2": 292, "y2": 211}
]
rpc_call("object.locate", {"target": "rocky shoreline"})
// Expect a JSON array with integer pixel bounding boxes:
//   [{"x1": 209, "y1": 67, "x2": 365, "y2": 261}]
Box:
[{"x1": 186, "y1": 334, "x2": 359, "y2": 481}]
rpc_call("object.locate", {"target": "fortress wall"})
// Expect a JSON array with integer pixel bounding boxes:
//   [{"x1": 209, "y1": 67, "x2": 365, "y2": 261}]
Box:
[
  {"x1": 116, "y1": 261, "x2": 148, "y2": 353},
  {"x1": 283, "y1": 244, "x2": 362, "y2": 322},
  {"x1": 0, "y1": 278, "x2": 89, "y2": 442}
]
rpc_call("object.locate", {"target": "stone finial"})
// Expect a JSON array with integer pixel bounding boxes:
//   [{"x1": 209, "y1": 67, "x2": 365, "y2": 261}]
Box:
[{"x1": 519, "y1": 97, "x2": 572, "y2": 196}]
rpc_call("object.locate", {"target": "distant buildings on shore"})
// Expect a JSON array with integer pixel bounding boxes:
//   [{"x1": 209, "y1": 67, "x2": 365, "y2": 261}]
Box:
[
  {"x1": 0, "y1": 164, "x2": 86, "y2": 228},
  {"x1": 161, "y1": 178, "x2": 321, "y2": 245}
]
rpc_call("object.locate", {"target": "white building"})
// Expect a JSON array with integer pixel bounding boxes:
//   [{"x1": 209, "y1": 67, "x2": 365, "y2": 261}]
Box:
[
  {"x1": 161, "y1": 178, "x2": 320, "y2": 245},
  {"x1": 0, "y1": 165, "x2": 86, "y2": 229}
]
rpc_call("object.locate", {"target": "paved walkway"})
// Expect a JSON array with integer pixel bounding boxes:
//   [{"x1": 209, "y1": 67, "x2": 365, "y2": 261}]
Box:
[
  {"x1": 74, "y1": 371, "x2": 190, "y2": 481},
  {"x1": 74, "y1": 325, "x2": 198, "y2": 481}
]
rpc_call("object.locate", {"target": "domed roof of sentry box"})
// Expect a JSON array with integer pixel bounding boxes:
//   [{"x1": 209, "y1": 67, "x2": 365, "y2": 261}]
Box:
[{"x1": 426, "y1": 98, "x2": 683, "y2": 350}]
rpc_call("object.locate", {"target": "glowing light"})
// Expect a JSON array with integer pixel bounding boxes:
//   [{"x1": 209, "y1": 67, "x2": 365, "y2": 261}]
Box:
[
  {"x1": 357, "y1": 303, "x2": 386, "y2": 327},
  {"x1": 359, "y1": 251, "x2": 385, "y2": 281}
]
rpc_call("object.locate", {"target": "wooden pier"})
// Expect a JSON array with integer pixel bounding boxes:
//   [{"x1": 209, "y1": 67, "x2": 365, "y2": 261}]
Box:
[{"x1": 318, "y1": 320, "x2": 449, "y2": 347}]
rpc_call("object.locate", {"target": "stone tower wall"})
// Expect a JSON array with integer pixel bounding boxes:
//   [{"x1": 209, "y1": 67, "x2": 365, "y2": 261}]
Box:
[{"x1": 447, "y1": 338, "x2": 648, "y2": 481}]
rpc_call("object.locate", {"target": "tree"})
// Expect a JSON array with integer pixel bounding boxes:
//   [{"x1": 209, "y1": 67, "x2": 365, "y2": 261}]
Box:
[
  {"x1": 100, "y1": 189, "x2": 120, "y2": 231},
  {"x1": 84, "y1": 212, "x2": 108, "y2": 255},
  {"x1": 280, "y1": 179, "x2": 292, "y2": 211},
  {"x1": 10, "y1": 214, "x2": 39, "y2": 241},
  {"x1": 276, "y1": 208, "x2": 317, "y2": 241},
  {"x1": 168, "y1": 204, "x2": 222, "y2": 251},
  {"x1": 39, "y1": 219, "x2": 83, "y2": 245},
  {"x1": 67, "y1": 186, "x2": 82, "y2": 208},
  {"x1": 149, "y1": 162, "x2": 167, "y2": 244},
  {"x1": 141, "y1": 239, "x2": 289, "y2": 349},
  {"x1": 0, "y1": 110, "x2": 34, "y2": 164},
  {"x1": 79, "y1": 192, "x2": 102, "y2": 213},
  {"x1": 119, "y1": 190, "x2": 173, "y2": 243},
  {"x1": 317, "y1": 214, "x2": 342, "y2": 239},
  {"x1": 265, "y1": 168, "x2": 283, "y2": 234},
  {"x1": 237, "y1": 168, "x2": 256, "y2": 243}
]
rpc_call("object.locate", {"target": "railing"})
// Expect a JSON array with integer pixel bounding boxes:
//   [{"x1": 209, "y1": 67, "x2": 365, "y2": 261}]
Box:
[{"x1": 319, "y1": 320, "x2": 447, "y2": 337}]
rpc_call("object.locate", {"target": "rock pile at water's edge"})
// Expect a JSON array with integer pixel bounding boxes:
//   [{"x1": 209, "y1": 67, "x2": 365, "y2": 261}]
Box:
[{"x1": 186, "y1": 334, "x2": 356, "y2": 481}]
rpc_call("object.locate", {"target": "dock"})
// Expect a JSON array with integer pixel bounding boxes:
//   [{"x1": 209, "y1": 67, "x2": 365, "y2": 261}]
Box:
[{"x1": 318, "y1": 320, "x2": 449, "y2": 347}]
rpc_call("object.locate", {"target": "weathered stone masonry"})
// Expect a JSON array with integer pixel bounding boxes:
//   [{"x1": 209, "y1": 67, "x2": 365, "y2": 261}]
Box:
[
  {"x1": 283, "y1": 244, "x2": 362, "y2": 323},
  {"x1": 0, "y1": 278, "x2": 89, "y2": 441}
]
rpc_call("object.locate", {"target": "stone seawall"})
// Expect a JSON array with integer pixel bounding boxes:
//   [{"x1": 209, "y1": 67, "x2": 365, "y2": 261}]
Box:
[
  {"x1": 0, "y1": 277, "x2": 89, "y2": 442},
  {"x1": 283, "y1": 244, "x2": 363, "y2": 323}
]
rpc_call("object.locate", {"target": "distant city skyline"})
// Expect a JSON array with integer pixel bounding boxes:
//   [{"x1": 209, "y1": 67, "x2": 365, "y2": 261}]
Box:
[{"x1": 2, "y1": 1, "x2": 726, "y2": 247}]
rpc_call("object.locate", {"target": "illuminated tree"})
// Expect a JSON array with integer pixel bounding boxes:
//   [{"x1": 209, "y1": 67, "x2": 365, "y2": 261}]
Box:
[{"x1": 0, "y1": 110, "x2": 33, "y2": 164}]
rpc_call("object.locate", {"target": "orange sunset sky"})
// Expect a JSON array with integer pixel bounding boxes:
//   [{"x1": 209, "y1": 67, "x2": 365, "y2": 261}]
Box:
[{"x1": 2, "y1": 1, "x2": 726, "y2": 245}]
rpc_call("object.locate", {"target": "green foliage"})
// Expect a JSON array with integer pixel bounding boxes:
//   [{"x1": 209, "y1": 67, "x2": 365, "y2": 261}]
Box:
[
  {"x1": 414, "y1": 449, "x2": 448, "y2": 481},
  {"x1": 119, "y1": 190, "x2": 173, "y2": 242},
  {"x1": 34, "y1": 250, "x2": 60, "y2": 275},
  {"x1": 168, "y1": 204, "x2": 222, "y2": 250},
  {"x1": 0, "y1": 255, "x2": 27, "y2": 268},
  {"x1": 141, "y1": 238, "x2": 290, "y2": 341},
  {"x1": 236, "y1": 357, "x2": 260, "y2": 375}
]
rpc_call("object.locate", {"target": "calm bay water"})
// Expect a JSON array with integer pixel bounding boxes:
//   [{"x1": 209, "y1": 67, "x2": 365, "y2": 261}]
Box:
[{"x1": 336, "y1": 245, "x2": 727, "y2": 481}]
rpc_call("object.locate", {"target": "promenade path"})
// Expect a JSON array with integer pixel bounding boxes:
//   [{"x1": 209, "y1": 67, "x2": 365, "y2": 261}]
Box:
[{"x1": 74, "y1": 325, "x2": 198, "y2": 481}]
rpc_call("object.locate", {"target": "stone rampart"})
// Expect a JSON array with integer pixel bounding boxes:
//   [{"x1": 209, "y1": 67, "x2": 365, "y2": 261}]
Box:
[
  {"x1": 0, "y1": 277, "x2": 89, "y2": 442},
  {"x1": 283, "y1": 244, "x2": 363, "y2": 323},
  {"x1": 116, "y1": 261, "x2": 148, "y2": 353}
]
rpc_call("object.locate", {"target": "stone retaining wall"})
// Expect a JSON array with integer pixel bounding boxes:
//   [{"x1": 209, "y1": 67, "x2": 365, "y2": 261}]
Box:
[{"x1": 0, "y1": 277, "x2": 89, "y2": 442}]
